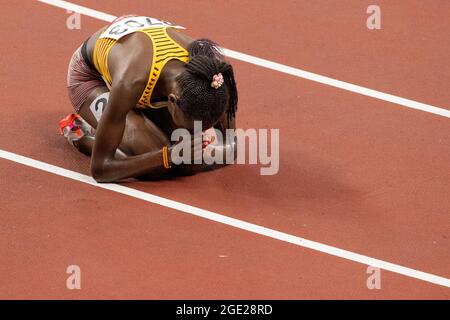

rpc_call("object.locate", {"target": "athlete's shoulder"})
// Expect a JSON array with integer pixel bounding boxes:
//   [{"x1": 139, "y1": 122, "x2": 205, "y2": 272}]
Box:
[{"x1": 108, "y1": 34, "x2": 152, "y2": 87}]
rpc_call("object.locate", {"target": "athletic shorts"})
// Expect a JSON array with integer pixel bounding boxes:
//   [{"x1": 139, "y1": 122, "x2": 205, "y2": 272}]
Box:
[{"x1": 66, "y1": 41, "x2": 105, "y2": 113}]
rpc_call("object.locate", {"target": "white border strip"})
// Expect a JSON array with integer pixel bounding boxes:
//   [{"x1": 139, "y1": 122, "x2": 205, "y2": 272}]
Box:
[
  {"x1": 222, "y1": 48, "x2": 450, "y2": 118},
  {"x1": 1, "y1": 149, "x2": 449, "y2": 288},
  {"x1": 37, "y1": 0, "x2": 450, "y2": 119},
  {"x1": 38, "y1": 0, "x2": 116, "y2": 22}
]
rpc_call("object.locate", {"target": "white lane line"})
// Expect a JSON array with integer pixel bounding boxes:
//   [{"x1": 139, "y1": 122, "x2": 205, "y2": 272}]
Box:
[
  {"x1": 38, "y1": 0, "x2": 116, "y2": 22},
  {"x1": 37, "y1": 0, "x2": 450, "y2": 119},
  {"x1": 1, "y1": 149, "x2": 449, "y2": 288},
  {"x1": 223, "y1": 49, "x2": 450, "y2": 119}
]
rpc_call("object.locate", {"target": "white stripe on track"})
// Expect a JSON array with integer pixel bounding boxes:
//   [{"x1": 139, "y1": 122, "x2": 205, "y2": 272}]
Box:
[
  {"x1": 1, "y1": 149, "x2": 449, "y2": 288},
  {"x1": 37, "y1": 0, "x2": 450, "y2": 119}
]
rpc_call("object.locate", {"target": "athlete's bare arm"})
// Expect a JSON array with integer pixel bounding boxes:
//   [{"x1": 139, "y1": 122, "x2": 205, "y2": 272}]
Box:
[
  {"x1": 90, "y1": 34, "x2": 168, "y2": 182},
  {"x1": 86, "y1": 27, "x2": 232, "y2": 180}
]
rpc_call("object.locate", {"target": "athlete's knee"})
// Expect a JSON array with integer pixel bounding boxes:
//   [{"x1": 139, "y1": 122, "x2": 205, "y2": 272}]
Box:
[
  {"x1": 77, "y1": 89, "x2": 110, "y2": 129},
  {"x1": 87, "y1": 91, "x2": 110, "y2": 122}
]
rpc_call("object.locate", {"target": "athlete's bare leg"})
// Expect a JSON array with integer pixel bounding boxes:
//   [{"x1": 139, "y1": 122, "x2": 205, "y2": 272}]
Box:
[{"x1": 73, "y1": 87, "x2": 170, "y2": 158}]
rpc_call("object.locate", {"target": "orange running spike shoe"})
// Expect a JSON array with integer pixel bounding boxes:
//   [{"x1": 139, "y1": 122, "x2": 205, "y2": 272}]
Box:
[{"x1": 58, "y1": 113, "x2": 92, "y2": 145}]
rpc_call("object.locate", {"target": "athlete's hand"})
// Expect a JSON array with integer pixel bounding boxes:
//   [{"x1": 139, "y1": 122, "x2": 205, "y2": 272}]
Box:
[
  {"x1": 201, "y1": 133, "x2": 215, "y2": 149},
  {"x1": 168, "y1": 133, "x2": 208, "y2": 166}
]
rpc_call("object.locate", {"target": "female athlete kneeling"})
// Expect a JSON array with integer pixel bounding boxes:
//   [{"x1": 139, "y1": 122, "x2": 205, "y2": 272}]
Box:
[{"x1": 60, "y1": 15, "x2": 238, "y2": 182}]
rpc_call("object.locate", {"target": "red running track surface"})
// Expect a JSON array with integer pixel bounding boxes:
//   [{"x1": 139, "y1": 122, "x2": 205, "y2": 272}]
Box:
[{"x1": 0, "y1": 0, "x2": 449, "y2": 299}]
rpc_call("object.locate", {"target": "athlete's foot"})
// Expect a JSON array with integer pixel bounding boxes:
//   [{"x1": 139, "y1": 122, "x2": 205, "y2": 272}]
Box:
[{"x1": 59, "y1": 113, "x2": 94, "y2": 155}]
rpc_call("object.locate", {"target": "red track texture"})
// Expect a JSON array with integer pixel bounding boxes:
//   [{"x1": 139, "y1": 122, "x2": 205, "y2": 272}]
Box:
[{"x1": 0, "y1": 0, "x2": 449, "y2": 299}]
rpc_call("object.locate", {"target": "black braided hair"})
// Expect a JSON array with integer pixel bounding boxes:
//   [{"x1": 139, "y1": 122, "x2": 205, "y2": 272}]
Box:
[{"x1": 175, "y1": 39, "x2": 238, "y2": 129}]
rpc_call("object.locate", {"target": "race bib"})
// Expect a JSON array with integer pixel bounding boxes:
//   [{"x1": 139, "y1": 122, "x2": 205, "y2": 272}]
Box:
[{"x1": 99, "y1": 16, "x2": 185, "y2": 40}]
